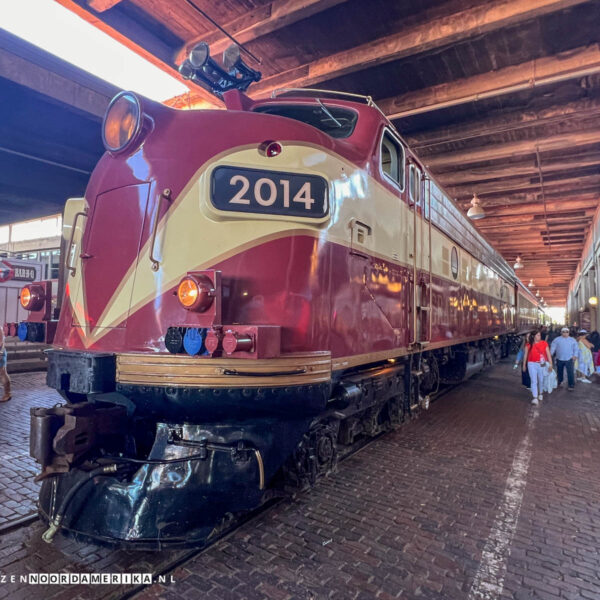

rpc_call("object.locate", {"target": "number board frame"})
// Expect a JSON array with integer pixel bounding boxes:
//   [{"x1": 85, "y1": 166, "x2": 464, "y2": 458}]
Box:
[{"x1": 211, "y1": 166, "x2": 329, "y2": 219}]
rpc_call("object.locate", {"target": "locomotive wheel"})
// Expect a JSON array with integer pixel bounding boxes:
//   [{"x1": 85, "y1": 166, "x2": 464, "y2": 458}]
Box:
[
  {"x1": 387, "y1": 395, "x2": 403, "y2": 427},
  {"x1": 283, "y1": 423, "x2": 338, "y2": 492},
  {"x1": 419, "y1": 355, "x2": 440, "y2": 396}
]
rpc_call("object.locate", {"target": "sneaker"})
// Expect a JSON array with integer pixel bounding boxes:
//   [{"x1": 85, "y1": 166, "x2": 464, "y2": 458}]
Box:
[
  {"x1": 538, "y1": 395, "x2": 543, "y2": 402},
  {"x1": 580, "y1": 378, "x2": 592, "y2": 384},
  {"x1": 568, "y1": 387, "x2": 574, "y2": 392},
  {"x1": 532, "y1": 397, "x2": 539, "y2": 405}
]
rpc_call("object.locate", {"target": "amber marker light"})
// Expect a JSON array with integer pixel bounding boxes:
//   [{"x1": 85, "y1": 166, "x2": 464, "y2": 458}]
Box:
[
  {"x1": 177, "y1": 275, "x2": 215, "y2": 312},
  {"x1": 20, "y1": 284, "x2": 45, "y2": 311},
  {"x1": 102, "y1": 92, "x2": 143, "y2": 154},
  {"x1": 20, "y1": 286, "x2": 31, "y2": 309},
  {"x1": 178, "y1": 278, "x2": 199, "y2": 307}
]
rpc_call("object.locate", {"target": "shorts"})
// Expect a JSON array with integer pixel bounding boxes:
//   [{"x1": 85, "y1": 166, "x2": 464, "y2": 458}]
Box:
[{"x1": 0, "y1": 349, "x2": 6, "y2": 369}]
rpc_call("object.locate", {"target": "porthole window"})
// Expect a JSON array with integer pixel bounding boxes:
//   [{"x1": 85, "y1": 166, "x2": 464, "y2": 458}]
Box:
[
  {"x1": 409, "y1": 165, "x2": 421, "y2": 204},
  {"x1": 451, "y1": 246, "x2": 459, "y2": 280}
]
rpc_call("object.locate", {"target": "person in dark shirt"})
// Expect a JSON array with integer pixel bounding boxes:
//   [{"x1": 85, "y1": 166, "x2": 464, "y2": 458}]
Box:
[{"x1": 587, "y1": 330, "x2": 600, "y2": 353}]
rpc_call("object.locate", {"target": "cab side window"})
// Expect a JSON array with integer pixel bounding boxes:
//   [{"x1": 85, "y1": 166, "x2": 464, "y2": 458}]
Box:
[{"x1": 380, "y1": 131, "x2": 405, "y2": 190}]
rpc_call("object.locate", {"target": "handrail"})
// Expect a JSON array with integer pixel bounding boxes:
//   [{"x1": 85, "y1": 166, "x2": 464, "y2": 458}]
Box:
[
  {"x1": 270, "y1": 88, "x2": 372, "y2": 103},
  {"x1": 65, "y1": 210, "x2": 87, "y2": 277},
  {"x1": 150, "y1": 188, "x2": 171, "y2": 271},
  {"x1": 428, "y1": 178, "x2": 433, "y2": 342}
]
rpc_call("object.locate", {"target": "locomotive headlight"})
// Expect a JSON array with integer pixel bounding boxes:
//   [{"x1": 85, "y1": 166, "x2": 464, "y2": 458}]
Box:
[
  {"x1": 20, "y1": 284, "x2": 45, "y2": 311},
  {"x1": 177, "y1": 275, "x2": 215, "y2": 312},
  {"x1": 102, "y1": 91, "x2": 142, "y2": 154}
]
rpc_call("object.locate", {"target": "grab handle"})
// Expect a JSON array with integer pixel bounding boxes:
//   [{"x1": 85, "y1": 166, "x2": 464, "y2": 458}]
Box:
[
  {"x1": 66, "y1": 210, "x2": 87, "y2": 277},
  {"x1": 150, "y1": 188, "x2": 172, "y2": 271}
]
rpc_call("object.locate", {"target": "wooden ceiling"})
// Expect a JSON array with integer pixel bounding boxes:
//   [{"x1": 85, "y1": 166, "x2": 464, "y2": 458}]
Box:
[{"x1": 58, "y1": 0, "x2": 600, "y2": 305}]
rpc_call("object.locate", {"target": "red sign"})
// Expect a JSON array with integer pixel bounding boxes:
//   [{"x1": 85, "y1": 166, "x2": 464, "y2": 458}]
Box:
[{"x1": 0, "y1": 260, "x2": 36, "y2": 283}]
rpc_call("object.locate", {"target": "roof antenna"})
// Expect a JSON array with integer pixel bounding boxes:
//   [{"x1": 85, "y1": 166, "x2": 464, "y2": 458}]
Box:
[{"x1": 183, "y1": 0, "x2": 262, "y2": 65}]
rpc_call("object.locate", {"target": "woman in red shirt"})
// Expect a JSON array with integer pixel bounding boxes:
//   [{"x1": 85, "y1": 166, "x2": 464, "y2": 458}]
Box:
[{"x1": 523, "y1": 329, "x2": 553, "y2": 405}]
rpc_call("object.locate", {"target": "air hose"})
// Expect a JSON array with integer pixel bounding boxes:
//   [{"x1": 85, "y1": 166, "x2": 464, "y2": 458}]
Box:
[{"x1": 42, "y1": 463, "x2": 127, "y2": 543}]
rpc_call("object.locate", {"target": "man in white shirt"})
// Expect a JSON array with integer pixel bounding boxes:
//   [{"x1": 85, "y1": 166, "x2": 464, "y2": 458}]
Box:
[{"x1": 550, "y1": 327, "x2": 579, "y2": 391}]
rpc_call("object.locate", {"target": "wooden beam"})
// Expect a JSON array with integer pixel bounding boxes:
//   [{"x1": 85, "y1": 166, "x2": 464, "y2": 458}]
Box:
[
  {"x1": 407, "y1": 98, "x2": 600, "y2": 149},
  {"x1": 458, "y1": 189, "x2": 600, "y2": 210},
  {"x1": 55, "y1": 0, "x2": 220, "y2": 108},
  {"x1": 449, "y1": 173, "x2": 600, "y2": 199},
  {"x1": 176, "y1": 0, "x2": 348, "y2": 65},
  {"x1": 425, "y1": 129, "x2": 600, "y2": 168},
  {"x1": 250, "y1": 0, "x2": 589, "y2": 97},
  {"x1": 381, "y1": 44, "x2": 600, "y2": 120},
  {"x1": 482, "y1": 198, "x2": 599, "y2": 217},
  {"x1": 87, "y1": 0, "x2": 122, "y2": 12},
  {"x1": 478, "y1": 220, "x2": 592, "y2": 231},
  {"x1": 435, "y1": 153, "x2": 600, "y2": 187},
  {"x1": 0, "y1": 44, "x2": 110, "y2": 118}
]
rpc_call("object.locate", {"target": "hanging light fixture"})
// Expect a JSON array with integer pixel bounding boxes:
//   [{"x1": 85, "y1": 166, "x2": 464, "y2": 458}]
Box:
[
  {"x1": 467, "y1": 193, "x2": 485, "y2": 220},
  {"x1": 513, "y1": 256, "x2": 524, "y2": 270},
  {"x1": 536, "y1": 290, "x2": 540, "y2": 297},
  {"x1": 528, "y1": 279, "x2": 534, "y2": 288}
]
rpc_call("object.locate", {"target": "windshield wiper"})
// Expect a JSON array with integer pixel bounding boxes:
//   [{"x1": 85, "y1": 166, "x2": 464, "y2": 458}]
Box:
[{"x1": 316, "y1": 98, "x2": 342, "y2": 128}]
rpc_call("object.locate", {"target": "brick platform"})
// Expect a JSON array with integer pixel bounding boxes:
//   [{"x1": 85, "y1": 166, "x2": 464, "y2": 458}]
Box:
[
  {"x1": 0, "y1": 361, "x2": 598, "y2": 600},
  {"x1": 0, "y1": 372, "x2": 60, "y2": 526}
]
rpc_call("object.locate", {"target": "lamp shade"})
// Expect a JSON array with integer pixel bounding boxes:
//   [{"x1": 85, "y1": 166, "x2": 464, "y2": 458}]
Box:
[
  {"x1": 467, "y1": 194, "x2": 485, "y2": 220},
  {"x1": 513, "y1": 256, "x2": 523, "y2": 269}
]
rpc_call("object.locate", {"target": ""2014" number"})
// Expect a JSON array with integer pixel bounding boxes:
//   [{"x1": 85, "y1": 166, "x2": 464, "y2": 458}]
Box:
[{"x1": 228, "y1": 175, "x2": 315, "y2": 210}]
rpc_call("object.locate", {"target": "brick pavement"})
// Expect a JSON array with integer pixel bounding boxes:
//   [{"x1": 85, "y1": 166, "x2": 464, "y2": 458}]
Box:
[
  {"x1": 0, "y1": 371, "x2": 60, "y2": 526},
  {"x1": 132, "y1": 364, "x2": 600, "y2": 600},
  {"x1": 0, "y1": 362, "x2": 597, "y2": 600}
]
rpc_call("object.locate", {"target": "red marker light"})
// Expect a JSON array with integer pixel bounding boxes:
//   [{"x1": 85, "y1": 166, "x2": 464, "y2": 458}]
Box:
[
  {"x1": 266, "y1": 142, "x2": 282, "y2": 157},
  {"x1": 259, "y1": 140, "x2": 282, "y2": 157}
]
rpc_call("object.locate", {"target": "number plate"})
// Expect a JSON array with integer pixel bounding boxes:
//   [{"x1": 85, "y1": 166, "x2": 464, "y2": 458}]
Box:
[{"x1": 211, "y1": 166, "x2": 328, "y2": 218}]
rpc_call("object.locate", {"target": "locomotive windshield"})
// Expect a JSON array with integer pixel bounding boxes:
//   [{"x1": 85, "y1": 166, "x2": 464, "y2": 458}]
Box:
[{"x1": 254, "y1": 103, "x2": 358, "y2": 138}]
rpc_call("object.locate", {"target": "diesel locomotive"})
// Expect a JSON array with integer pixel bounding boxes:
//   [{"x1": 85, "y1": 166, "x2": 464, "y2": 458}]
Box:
[{"x1": 22, "y1": 44, "x2": 542, "y2": 548}]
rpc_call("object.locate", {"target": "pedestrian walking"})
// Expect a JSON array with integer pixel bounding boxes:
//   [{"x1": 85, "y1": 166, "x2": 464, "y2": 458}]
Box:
[
  {"x1": 546, "y1": 325, "x2": 560, "y2": 346},
  {"x1": 0, "y1": 327, "x2": 11, "y2": 403},
  {"x1": 575, "y1": 330, "x2": 594, "y2": 383},
  {"x1": 523, "y1": 330, "x2": 553, "y2": 405},
  {"x1": 550, "y1": 326, "x2": 579, "y2": 391},
  {"x1": 513, "y1": 334, "x2": 531, "y2": 389}
]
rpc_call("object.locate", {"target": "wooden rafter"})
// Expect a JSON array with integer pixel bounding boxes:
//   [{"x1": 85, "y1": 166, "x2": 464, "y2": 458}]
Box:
[
  {"x1": 0, "y1": 44, "x2": 110, "y2": 117},
  {"x1": 407, "y1": 98, "x2": 600, "y2": 148},
  {"x1": 479, "y1": 198, "x2": 599, "y2": 217},
  {"x1": 250, "y1": 0, "x2": 589, "y2": 97},
  {"x1": 380, "y1": 44, "x2": 600, "y2": 120},
  {"x1": 449, "y1": 174, "x2": 600, "y2": 199},
  {"x1": 176, "y1": 0, "x2": 348, "y2": 65},
  {"x1": 425, "y1": 129, "x2": 600, "y2": 168},
  {"x1": 436, "y1": 154, "x2": 600, "y2": 186},
  {"x1": 54, "y1": 0, "x2": 221, "y2": 108}
]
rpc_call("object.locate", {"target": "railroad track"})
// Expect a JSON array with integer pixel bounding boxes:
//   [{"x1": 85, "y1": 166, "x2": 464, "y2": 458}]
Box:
[{"x1": 0, "y1": 512, "x2": 38, "y2": 536}]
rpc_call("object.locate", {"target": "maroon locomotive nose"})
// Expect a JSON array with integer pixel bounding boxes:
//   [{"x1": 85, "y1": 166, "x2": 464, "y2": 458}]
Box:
[{"x1": 223, "y1": 330, "x2": 254, "y2": 355}]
